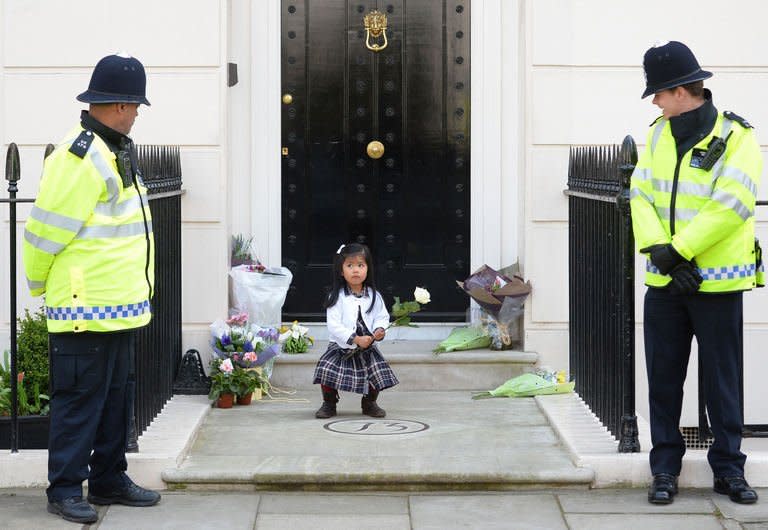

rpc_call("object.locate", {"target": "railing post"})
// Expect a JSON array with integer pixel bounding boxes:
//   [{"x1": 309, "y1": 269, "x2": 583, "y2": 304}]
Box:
[
  {"x1": 617, "y1": 135, "x2": 640, "y2": 453},
  {"x1": 5, "y1": 143, "x2": 20, "y2": 453}
]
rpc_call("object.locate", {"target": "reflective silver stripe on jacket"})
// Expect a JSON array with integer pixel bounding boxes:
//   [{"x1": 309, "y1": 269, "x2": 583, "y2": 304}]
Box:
[
  {"x1": 710, "y1": 119, "x2": 734, "y2": 179},
  {"x1": 717, "y1": 166, "x2": 759, "y2": 198},
  {"x1": 29, "y1": 205, "x2": 84, "y2": 234},
  {"x1": 654, "y1": 206, "x2": 698, "y2": 223},
  {"x1": 76, "y1": 220, "x2": 153, "y2": 239},
  {"x1": 632, "y1": 167, "x2": 652, "y2": 182},
  {"x1": 94, "y1": 194, "x2": 148, "y2": 217},
  {"x1": 26, "y1": 278, "x2": 45, "y2": 290},
  {"x1": 24, "y1": 228, "x2": 66, "y2": 255},
  {"x1": 89, "y1": 148, "x2": 121, "y2": 206},
  {"x1": 651, "y1": 179, "x2": 711, "y2": 197},
  {"x1": 650, "y1": 119, "x2": 667, "y2": 153},
  {"x1": 629, "y1": 187, "x2": 655, "y2": 204},
  {"x1": 710, "y1": 190, "x2": 752, "y2": 221}
]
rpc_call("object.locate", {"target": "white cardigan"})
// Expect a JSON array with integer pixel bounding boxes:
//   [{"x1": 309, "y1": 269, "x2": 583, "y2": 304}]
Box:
[{"x1": 326, "y1": 287, "x2": 390, "y2": 347}]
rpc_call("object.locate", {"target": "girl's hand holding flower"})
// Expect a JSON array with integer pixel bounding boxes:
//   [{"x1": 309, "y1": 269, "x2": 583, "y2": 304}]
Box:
[{"x1": 354, "y1": 335, "x2": 374, "y2": 349}]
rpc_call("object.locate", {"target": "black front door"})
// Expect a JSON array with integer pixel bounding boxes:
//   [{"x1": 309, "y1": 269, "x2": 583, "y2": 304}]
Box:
[{"x1": 281, "y1": 0, "x2": 470, "y2": 321}]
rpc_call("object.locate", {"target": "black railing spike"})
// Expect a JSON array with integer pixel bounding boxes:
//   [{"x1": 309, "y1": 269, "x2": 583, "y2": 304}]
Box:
[
  {"x1": 44, "y1": 144, "x2": 55, "y2": 160},
  {"x1": 5, "y1": 143, "x2": 20, "y2": 183},
  {"x1": 621, "y1": 135, "x2": 638, "y2": 166}
]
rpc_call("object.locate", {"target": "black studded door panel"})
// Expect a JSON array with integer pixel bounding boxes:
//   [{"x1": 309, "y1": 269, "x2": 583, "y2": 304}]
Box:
[{"x1": 281, "y1": 0, "x2": 470, "y2": 321}]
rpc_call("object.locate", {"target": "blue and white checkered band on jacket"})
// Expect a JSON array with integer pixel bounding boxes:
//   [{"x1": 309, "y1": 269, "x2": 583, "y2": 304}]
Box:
[
  {"x1": 46, "y1": 300, "x2": 151, "y2": 321},
  {"x1": 646, "y1": 261, "x2": 756, "y2": 281}
]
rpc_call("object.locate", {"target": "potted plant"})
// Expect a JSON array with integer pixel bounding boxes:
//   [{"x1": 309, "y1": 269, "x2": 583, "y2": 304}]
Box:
[
  {"x1": 234, "y1": 367, "x2": 266, "y2": 405},
  {"x1": 208, "y1": 359, "x2": 238, "y2": 409},
  {"x1": 0, "y1": 308, "x2": 51, "y2": 449}
]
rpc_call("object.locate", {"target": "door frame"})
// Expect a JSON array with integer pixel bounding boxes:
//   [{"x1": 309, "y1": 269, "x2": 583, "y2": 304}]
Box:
[{"x1": 244, "y1": 0, "x2": 522, "y2": 279}]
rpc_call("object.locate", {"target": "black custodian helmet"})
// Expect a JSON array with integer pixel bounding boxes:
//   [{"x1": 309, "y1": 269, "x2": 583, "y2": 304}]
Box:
[
  {"x1": 641, "y1": 41, "x2": 712, "y2": 98},
  {"x1": 77, "y1": 53, "x2": 151, "y2": 106}
]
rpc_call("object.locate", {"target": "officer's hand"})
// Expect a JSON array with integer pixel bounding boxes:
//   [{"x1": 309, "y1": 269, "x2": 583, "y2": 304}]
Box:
[
  {"x1": 668, "y1": 262, "x2": 703, "y2": 295},
  {"x1": 640, "y1": 244, "x2": 685, "y2": 275}
]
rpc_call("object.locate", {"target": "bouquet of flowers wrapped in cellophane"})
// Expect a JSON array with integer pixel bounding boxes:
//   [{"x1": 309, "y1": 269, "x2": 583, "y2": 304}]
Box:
[{"x1": 457, "y1": 265, "x2": 531, "y2": 350}]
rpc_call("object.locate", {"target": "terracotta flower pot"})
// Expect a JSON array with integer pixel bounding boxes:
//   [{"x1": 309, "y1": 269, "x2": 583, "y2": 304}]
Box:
[
  {"x1": 217, "y1": 393, "x2": 235, "y2": 409},
  {"x1": 236, "y1": 392, "x2": 253, "y2": 406}
]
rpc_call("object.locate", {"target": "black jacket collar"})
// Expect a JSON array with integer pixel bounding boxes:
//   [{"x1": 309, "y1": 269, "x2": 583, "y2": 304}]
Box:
[
  {"x1": 80, "y1": 110, "x2": 131, "y2": 152},
  {"x1": 669, "y1": 89, "x2": 718, "y2": 157}
]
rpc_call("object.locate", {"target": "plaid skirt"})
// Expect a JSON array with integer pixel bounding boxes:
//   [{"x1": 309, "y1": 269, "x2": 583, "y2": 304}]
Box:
[{"x1": 313, "y1": 342, "x2": 399, "y2": 395}]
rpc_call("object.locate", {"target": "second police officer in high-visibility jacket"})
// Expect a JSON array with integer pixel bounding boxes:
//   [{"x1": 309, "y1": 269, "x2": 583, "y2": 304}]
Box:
[
  {"x1": 631, "y1": 41, "x2": 762, "y2": 506},
  {"x1": 23, "y1": 53, "x2": 160, "y2": 524}
]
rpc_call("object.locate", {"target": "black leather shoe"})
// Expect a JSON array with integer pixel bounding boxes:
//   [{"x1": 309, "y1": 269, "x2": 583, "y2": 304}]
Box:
[
  {"x1": 47, "y1": 496, "x2": 98, "y2": 524},
  {"x1": 648, "y1": 473, "x2": 678, "y2": 504},
  {"x1": 88, "y1": 476, "x2": 161, "y2": 507},
  {"x1": 714, "y1": 476, "x2": 758, "y2": 504}
]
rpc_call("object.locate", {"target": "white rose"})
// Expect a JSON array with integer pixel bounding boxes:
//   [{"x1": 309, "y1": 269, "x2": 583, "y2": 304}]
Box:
[{"x1": 414, "y1": 287, "x2": 431, "y2": 305}]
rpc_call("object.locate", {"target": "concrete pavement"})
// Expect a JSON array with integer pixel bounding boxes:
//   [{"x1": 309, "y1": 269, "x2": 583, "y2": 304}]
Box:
[{"x1": 2, "y1": 487, "x2": 768, "y2": 529}]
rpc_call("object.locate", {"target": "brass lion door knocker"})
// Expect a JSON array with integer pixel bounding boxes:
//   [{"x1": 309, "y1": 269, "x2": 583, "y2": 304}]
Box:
[{"x1": 363, "y1": 9, "x2": 388, "y2": 52}]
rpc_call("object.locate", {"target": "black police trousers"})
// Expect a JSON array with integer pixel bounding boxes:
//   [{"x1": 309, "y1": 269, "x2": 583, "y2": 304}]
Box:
[
  {"x1": 644, "y1": 288, "x2": 746, "y2": 478},
  {"x1": 46, "y1": 331, "x2": 135, "y2": 502}
]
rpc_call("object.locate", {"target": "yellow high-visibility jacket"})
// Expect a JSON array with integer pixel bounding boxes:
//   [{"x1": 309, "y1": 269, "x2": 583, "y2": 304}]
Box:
[
  {"x1": 630, "y1": 111, "x2": 762, "y2": 292},
  {"x1": 23, "y1": 125, "x2": 154, "y2": 332}
]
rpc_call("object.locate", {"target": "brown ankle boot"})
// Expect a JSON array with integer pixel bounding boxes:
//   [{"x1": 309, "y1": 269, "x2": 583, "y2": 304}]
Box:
[
  {"x1": 361, "y1": 389, "x2": 386, "y2": 418},
  {"x1": 315, "y1": 388, "x2": 338, "y2": 419}
]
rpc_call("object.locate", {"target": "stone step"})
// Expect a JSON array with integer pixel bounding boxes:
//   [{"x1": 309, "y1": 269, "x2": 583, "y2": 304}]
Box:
[
  {"x1": 270, "y1": 340, "x2": 538, "y2": 391},
  {"x1": 162, "y1": 391, "x2": 594, "y2": 491}
]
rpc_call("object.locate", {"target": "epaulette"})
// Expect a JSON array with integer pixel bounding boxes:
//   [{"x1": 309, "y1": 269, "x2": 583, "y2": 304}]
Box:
[
  {"x1": 68, "y1": 130, "x2": 95, "y2": 158},
  {"x1": 723, "y1": 111, "x2": 753, "y2": 129},
  {"x1": 649, "y1": 115, "x2": 663, "y2": 127}
]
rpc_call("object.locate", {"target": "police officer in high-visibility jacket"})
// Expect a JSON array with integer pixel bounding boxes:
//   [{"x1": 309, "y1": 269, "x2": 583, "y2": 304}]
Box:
[
  {"x1": 23, "y1": 53, "x2": 160, "y2": 524},
  {"x1": 631, "y1": 41, "x2": 763, "y2": 506}
]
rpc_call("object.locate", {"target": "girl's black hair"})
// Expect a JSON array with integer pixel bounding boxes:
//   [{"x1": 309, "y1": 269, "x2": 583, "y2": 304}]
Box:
[{"x1": 323, "y1": 243, "x2": 378, "y2": 313}]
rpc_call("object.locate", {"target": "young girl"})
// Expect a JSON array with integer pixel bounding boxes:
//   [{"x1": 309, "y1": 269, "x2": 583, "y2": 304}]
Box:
[{"x1": 313, "y1": 243, "x2": 398, "y2": 419}]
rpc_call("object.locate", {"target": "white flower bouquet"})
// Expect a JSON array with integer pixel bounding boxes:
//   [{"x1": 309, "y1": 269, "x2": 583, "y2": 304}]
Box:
[{"x1": 279, "y1": 321, "x2": 313, "y2": 354}]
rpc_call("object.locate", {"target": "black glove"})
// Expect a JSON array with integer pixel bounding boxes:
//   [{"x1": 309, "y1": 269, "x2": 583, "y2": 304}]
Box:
[
  {"x1": 640, "y1": 244, "x2": 685, "y2": 275},
  {"x1": 668, "y1": 262, "x2": 703, "y2": 295}
]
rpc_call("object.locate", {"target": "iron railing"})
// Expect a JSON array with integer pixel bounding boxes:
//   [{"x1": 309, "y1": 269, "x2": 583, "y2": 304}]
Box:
[
  {"x1": 565, "y1": 136, "x2": 640, "y2": 453},
  {"x1": 2, "y1": 143, "x2": 182, "y2": 452},
  {"x1": 135, "y1": 145, "x2": 183, "y2": 437}
]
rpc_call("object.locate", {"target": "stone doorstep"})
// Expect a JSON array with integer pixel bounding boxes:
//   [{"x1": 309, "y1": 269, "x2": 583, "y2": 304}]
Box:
[
  {"x1": 0, "y1": 395, "x2": 211, "y2": 491},
  {"x1": 536, "y1": 392, "x2": 768, "y2": 489},
  {"x1": 271, "y1": 341, "x2": 538, "y2": 391}
]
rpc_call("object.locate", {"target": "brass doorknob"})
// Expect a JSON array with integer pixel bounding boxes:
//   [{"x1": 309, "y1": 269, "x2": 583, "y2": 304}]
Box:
[
  {"x1": 282, "y1": 93, "x2": 293, "y2": 104},
  {"x1": 366, "y1": 140, "x2": 385, "y2": 159}
]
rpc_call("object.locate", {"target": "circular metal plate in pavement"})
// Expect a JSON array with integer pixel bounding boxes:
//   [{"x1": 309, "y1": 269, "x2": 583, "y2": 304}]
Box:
[{"x1": 323, "y1": 418, "x2": 429, "y2": 435}]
